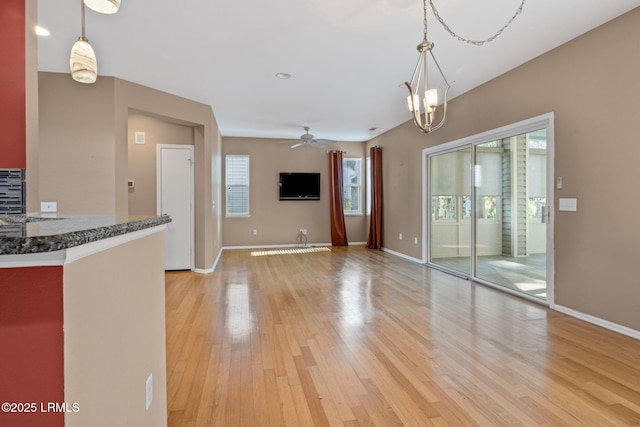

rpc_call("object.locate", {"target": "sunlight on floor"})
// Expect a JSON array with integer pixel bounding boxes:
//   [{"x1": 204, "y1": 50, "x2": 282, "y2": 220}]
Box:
[{"x1": 250, "y1": 247, "x2": 331, "y2": 257}]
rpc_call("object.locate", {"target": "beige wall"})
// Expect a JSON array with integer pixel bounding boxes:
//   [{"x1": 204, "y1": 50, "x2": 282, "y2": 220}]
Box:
[
  {"x1": 38, "y1": 73, "x2": 222, "y2": 271},
  {"x1": 366, "y1": 8, "x2": 640, "y2": 331},
  {"x1": 115, "y1": 79, "x2": 222, "y2": 271},
  {"x1": 38, "y1": 74, "x2": 117, "y2": 214},
  {"x1": 128, "y1": 113, "x2": 194, "y2": 215},
  {"x1": 63, "y1": 230, "x2": 167, "y2": 427},
  {"x1": 222, "y1": 137, "x2": 368, "y2": 246}
]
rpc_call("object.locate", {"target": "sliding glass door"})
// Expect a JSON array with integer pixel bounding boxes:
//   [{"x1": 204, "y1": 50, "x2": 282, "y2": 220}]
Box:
[
  {"x1": 425, "y1": 115, "x2": 553, "y2": 303},
  {"x1": 429, "y1": 149, "x2": 471, "y2": 276}
]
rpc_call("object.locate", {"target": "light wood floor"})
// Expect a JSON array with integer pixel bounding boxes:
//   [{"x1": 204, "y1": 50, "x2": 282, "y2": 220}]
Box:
[{"x1": 165, "y1": 246, "x2": 640, "y2": 426}]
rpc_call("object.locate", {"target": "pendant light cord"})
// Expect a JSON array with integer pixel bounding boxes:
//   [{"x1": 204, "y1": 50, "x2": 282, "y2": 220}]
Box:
[
  {"x1": 81, "y1": 0, "x2": 86, "y2": 39},
  {"x1": 428, "y1": 0, "x2": 527, "y2": 46}
]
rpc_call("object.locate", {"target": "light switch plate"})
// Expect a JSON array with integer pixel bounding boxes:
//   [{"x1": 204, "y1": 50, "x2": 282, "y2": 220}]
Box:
[
  {"x1": 559, "y1": 198, "x2": 577, "y2": 211},
  {"x1": 41, "y1": 202, "x2": 57, "y2": 212}
]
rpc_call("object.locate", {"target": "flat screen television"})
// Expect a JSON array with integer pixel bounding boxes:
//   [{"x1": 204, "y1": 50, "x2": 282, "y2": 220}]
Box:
[{"x1": 279, "y1": 172, "x2": 320, "y2": 200}]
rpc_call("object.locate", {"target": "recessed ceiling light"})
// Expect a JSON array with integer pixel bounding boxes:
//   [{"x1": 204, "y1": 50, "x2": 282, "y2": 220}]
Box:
[
  {"x1": 36, "y1": 25, "x2": 51, "y2": 37},
  {"x1": 275, "y1": 72, "x2": 292, "y2": 80}
]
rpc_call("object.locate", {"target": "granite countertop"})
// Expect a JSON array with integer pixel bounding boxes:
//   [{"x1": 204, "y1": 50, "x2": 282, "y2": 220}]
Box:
[{"x1": 0, "y1": 214, "x2": 171, "y2": 255}]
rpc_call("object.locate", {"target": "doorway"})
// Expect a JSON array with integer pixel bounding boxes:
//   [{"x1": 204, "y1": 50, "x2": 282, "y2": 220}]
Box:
[
  {"x1": 157, "y1": 145, "x2": 194, "y2": 271},
  {"x1": 423, "y1": 114, "x2": 554, "y2": 304}
]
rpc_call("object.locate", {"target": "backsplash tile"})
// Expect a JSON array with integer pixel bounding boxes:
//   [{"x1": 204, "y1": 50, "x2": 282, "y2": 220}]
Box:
[{"x1": 0, "y1": 169, "x2": 26, "y2": 214}]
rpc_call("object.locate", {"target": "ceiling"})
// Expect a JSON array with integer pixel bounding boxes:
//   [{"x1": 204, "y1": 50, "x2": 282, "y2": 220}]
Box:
[{"x1": 36, "y1": 0, "x2": 638, "y2": 142}]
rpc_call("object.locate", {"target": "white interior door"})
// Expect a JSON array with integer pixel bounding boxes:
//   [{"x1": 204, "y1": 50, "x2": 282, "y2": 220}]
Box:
[{"x1": 157, "y1": 145, "x2": 194, "y2": 270}]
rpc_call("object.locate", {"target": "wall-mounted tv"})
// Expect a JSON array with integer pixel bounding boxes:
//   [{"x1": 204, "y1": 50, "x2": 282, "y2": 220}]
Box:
[{"x1": 279, "y1": 172, "x2": 320, "y2": 200}]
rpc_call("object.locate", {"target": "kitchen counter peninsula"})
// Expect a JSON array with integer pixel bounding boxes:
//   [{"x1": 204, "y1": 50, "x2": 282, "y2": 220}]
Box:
[
  {"x1": 0, "y1": 214, "x2": 170, "y2": 427},
  {"x1": 0, "y1": 214, "x2": 171, "y2": 256}
]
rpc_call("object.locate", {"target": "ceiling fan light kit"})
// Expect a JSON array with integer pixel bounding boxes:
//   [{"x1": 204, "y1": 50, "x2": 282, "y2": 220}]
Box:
[{"x1": 405, "y1": 0, "x2": 527, "y2": 133}]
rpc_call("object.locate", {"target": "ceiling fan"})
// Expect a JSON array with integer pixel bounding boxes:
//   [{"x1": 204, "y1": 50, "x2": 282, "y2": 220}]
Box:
[{"x1": 289, "y1": 127, "x2": 336, "y2": 149}]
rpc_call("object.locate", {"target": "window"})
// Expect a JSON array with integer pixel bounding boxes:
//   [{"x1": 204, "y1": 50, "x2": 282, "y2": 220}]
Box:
[
  {"x1": 343, "y1": 158, "x2": 362, "y2": 214},
  {"x1": 528, "y1": 197, "x2": 547, "y2": 218},
  {"x1": 478, "y1": 195, "x2": 500, "y2": 220},
  {"x1": 431, "y1": 196, "x2": 457, "y2": 220},
  {"x1": 225, "y1": 155, "x2": 249, "y2": 217},
  {"x1": 462, "y1": 195, "x2": 472, "y2": 219}
]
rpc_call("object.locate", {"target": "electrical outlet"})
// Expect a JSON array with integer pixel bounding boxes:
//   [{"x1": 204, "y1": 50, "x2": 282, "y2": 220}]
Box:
[
  {"x1": 252, "y1": 229, "x2": 257, "y2": 235},
  {"x1": 40, "y1": 202, "x2": 57, "y2": 212},
  {"x1": 300, "y1": 228, "x2": 307, "y2": 235},
  {"x1": 145, "y1": 374, "x2": 153, "y2": 411},
  {"x1": 414, "y1": 237, "x2": 418, "y2": 245},
  {"x1": 399, "y1": 233, "x2": 403, "y2": 240}
]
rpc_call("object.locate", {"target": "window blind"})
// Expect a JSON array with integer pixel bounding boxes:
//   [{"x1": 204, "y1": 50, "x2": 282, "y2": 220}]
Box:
[{"x1": 226, "y1": 155, "x2": 250, "y2": 216}]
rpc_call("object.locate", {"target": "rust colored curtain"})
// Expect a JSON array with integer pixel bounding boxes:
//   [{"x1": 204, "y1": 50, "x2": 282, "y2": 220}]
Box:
[
  {"x1": 366, "y1": 146, "x2": 382, "y2": 250},
  {"x1": 329, "y1": 151, "x2": 348, "y2": 246}
]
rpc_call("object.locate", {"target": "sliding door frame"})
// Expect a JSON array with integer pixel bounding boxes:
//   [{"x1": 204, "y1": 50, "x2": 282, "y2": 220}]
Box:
[{"x1": 422, "y1": 113, "x2": 555, "y2": 306}]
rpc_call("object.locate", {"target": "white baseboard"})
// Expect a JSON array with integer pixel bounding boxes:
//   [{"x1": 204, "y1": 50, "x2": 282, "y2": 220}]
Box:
[
  {"x1": 552, "y1": 304, "x2": 640, "y2": 340},
  {"x1": 221, "y1": 243, "x2": 333, "y2": 250},
  {"x1": 193, "y1": 247, "x2": 224, "y2": 274},
  {"x1": 381, "y1": 247, "x2": 423, "y2": 264}
]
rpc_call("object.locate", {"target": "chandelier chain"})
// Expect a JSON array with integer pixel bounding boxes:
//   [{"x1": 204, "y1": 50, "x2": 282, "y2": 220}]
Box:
[
  {"x1": 428, "y1": 0, "x2": 527, "y2": 46},
  {"x1": 422, "y1": 0, "x2": 429, "y2": 43}
]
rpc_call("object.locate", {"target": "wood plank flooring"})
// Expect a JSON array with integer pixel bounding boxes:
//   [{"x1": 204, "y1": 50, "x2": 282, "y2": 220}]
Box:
[{"x1": 165, "y1": 246, "x2": 640, "y2": 426}]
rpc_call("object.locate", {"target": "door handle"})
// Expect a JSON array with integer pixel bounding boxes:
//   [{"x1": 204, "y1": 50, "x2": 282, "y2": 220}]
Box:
[{"x1": 541, "y1": 206, "x2": 549, "y2": 224}]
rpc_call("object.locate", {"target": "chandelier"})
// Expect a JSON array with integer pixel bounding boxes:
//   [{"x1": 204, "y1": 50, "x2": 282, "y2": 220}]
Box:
[{"x1": 405, "y1": 0, "x2": 527, "y2": 133}]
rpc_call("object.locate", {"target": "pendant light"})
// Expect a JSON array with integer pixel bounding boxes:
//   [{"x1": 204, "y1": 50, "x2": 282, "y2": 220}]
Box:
[
  {"x1": 404, "y1": 0, "x2": 450, "y2": 133},
  {"x1": 84, "y1": 0, "x2": 120, "y2": 14},
  {"x1": 70, "y1": 0, "x2": 98, "y2": 84}
]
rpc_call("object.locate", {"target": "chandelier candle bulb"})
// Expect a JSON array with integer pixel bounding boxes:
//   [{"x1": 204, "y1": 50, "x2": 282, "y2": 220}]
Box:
[{"x1": 426, "y1": 89, "x2": 438, "y2": 109}]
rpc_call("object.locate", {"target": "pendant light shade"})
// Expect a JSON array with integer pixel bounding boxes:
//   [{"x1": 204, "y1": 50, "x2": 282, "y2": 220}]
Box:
[
  {"x1": 70, "y1": 37, "x2": 98, "y2": 84},
  {"x1": 83, "y1": 0, "x2": 120, "y2": 14}
]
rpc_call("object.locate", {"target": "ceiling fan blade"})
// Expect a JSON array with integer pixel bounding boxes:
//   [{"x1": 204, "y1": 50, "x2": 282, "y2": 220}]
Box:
[
  {"x1": 309, "y1": 140, "x2": 334, "y2": 148},
  {"x1": 290, "y1": 142, "x2": 305, "y2": 148}
]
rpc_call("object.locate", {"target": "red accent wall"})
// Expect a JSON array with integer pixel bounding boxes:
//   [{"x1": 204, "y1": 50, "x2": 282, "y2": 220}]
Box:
[
  {"x1": 0, "y1": 0, "x2": 26, "y2": 168},
  {"x1": 0, "y1": 266, "x2": 64, "y2": 427}
]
